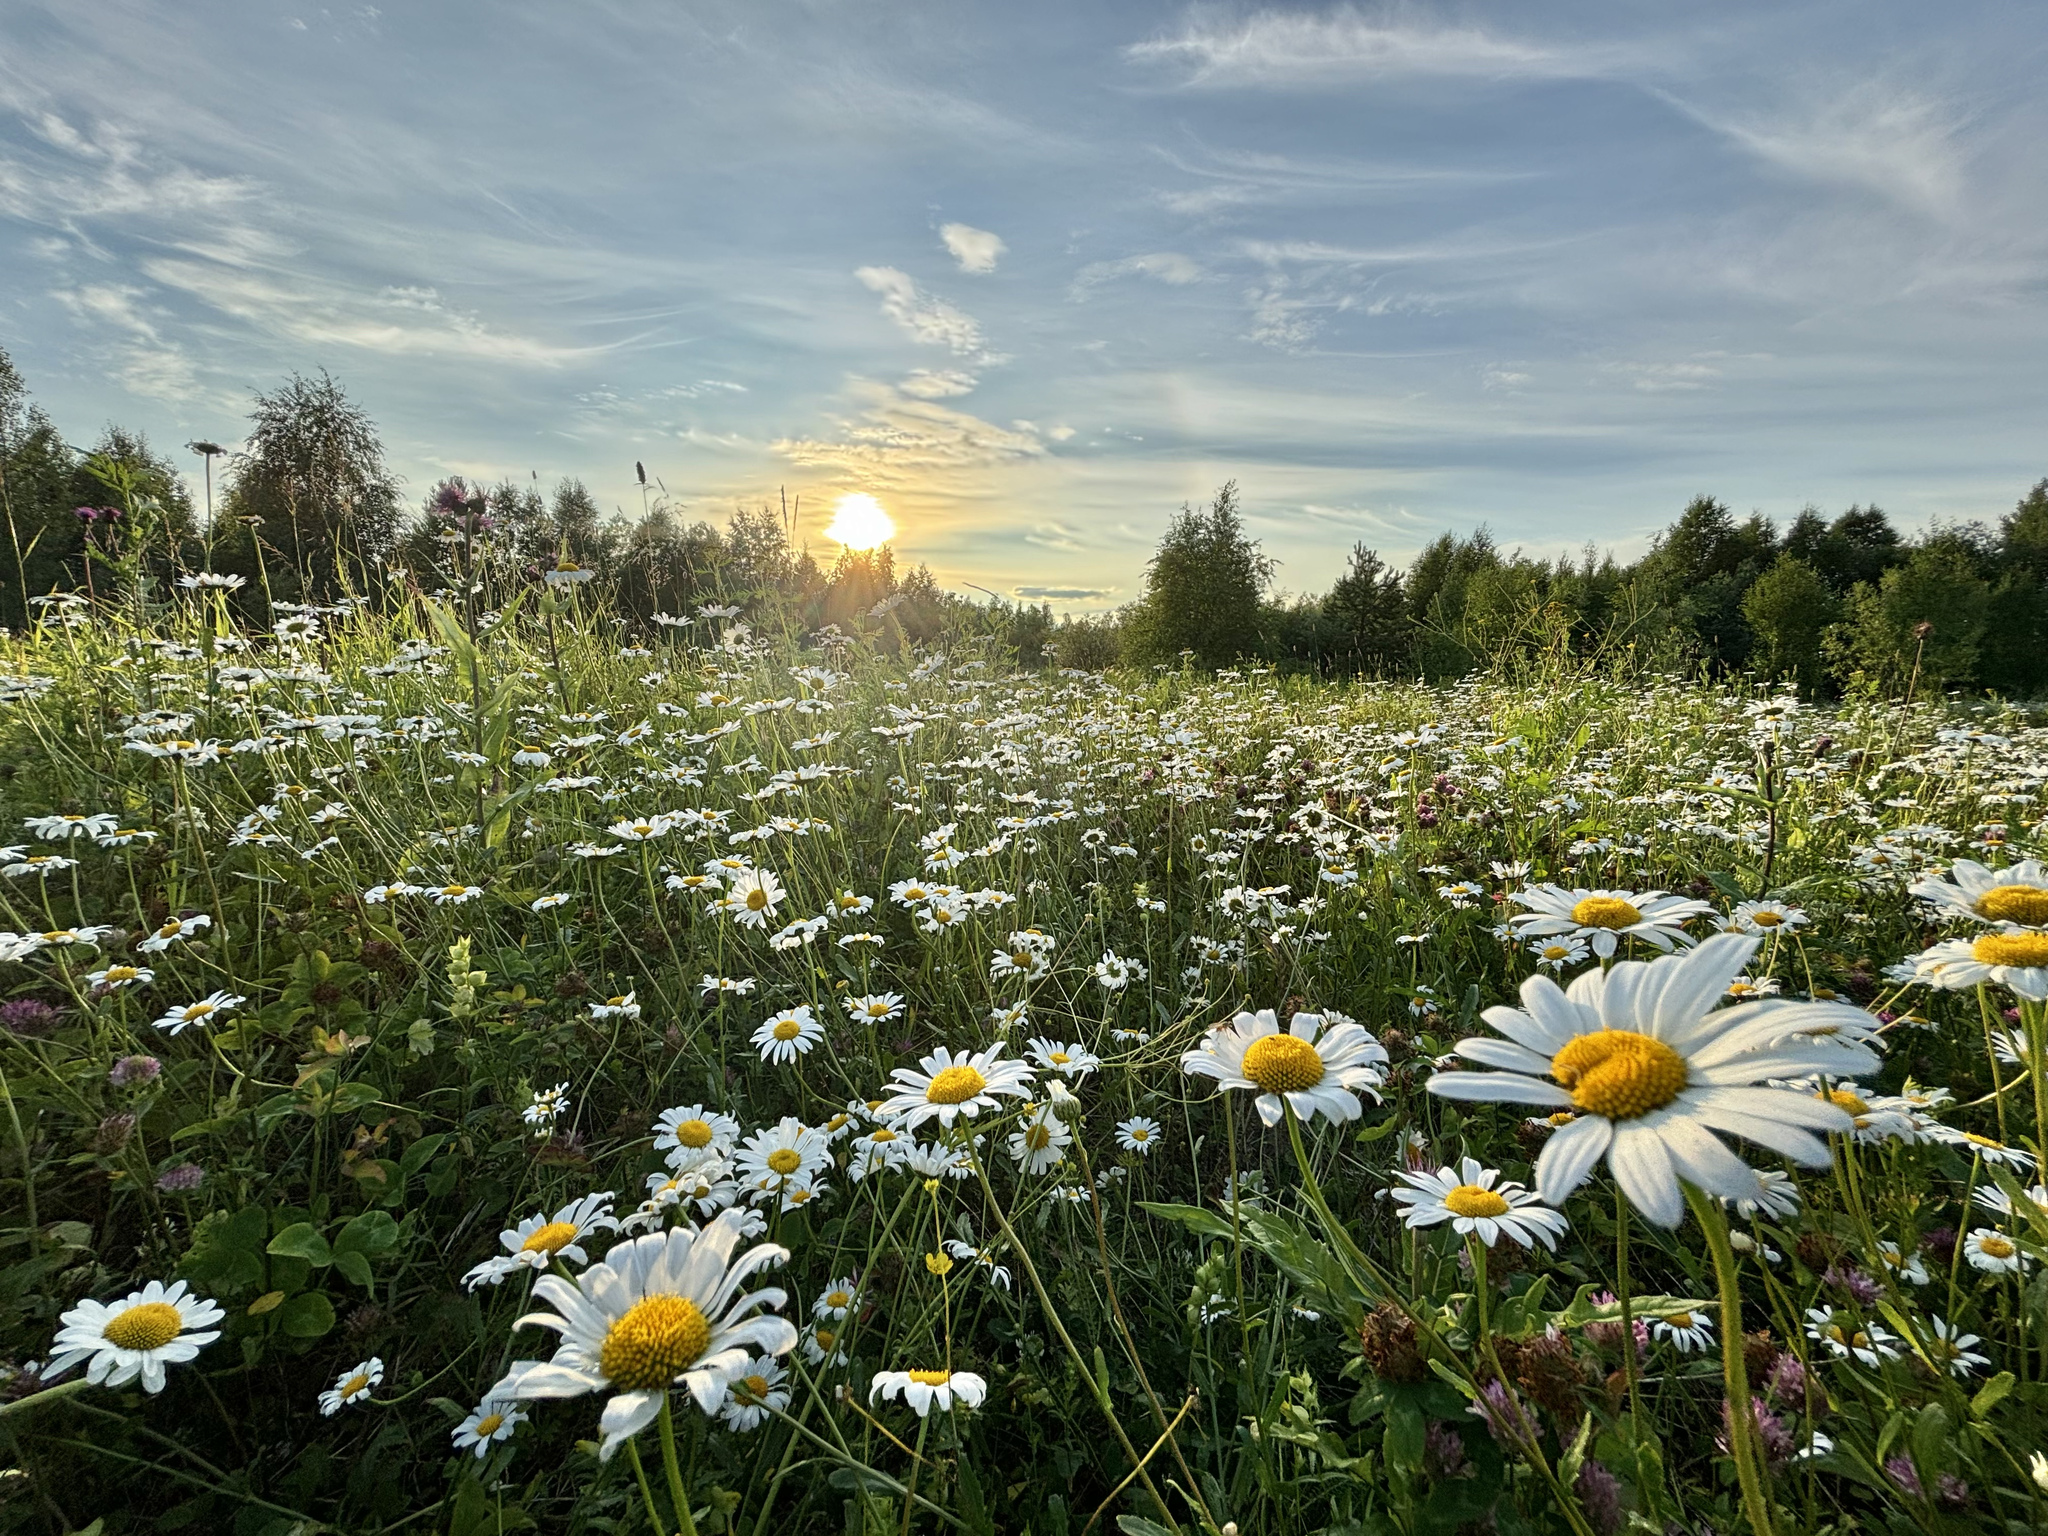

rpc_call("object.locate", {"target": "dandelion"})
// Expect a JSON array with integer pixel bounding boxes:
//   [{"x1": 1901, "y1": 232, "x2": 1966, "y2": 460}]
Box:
[
  {"x1": 870, "y1": 1367, "x2": 988, "y2": 1417},
  {"x1": 152, "y1": 990, "x2": 245, "y2": 1036},
  {"x1": 1181, "y1": 1008, "x2": 1389, "y2": 1128},
  {"x1": 752, "y1": 1005, "x2": 824, "y2": 1063},
  {"x1": 1116, "y1": 1116, "x2": 1162, "y2": 1154},
  {"x1": 510, "y1": 1211, "x2": 798, "y2": 1460},
  {"x1": 1426, "y1": 935, "x2": 1880, "y2": 1227},
  {"x1": 1390, "y1": 1158, "x2": 1568, "y2": 1249},
  {"x1": 43, "y1": 1279, "x2": 224, "y2": 1394},
  {"x1": 874, "y1": 1043, "x2": 1035, "y2": 1130},
  {"x1": 319, "y1": 1357, "x2": 384, "y2": 1415},
  {"x1": 1509, "y1": 884, "x2": 1715, "y2": 958}
]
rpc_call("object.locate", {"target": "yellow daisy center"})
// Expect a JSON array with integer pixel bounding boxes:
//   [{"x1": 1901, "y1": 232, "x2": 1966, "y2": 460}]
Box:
[
  {"x1": 746, "y1": 889, "x2": 771, "y2": 910},
  {"x1": 1749, "y1": 910, "x2": 1784, "y2": 928},
  {"x1": 1977, "y1": 885, "x2": 2048, "y2": 926},
  {"x1": 1570, "y1": 896, "x2": 1643, "y2": 930},
  {"x1": 520, "y1": 1221, "x2": 581, "y2": 1255},
  {"x1": 1129, "y1": 1128, "x2": 1150, "y2": 1142},
  {"x1": 815, "y1": 1327, "x2": 838, "y2": 1350},
  {"x1": 1048, "y1": 1051, "x2": 1070, "y2": 1065},
  {"x1": 1974, "y1": 932, "x2": 2048, "y2": 968},
  {"x1": 1546, "y1": 1112, "x2": 1577, "y2": 1127},
  {"x1": 474, "y1": 1412, "x2": 505, "y2": 1436},
  {"x1": 907, "y1": 1369, "x2": 952, "y2": 1386},
  {"x1": 926, "y1": 1065, "x2": 988, "y2": 1104},
  {"x1": 599, "y1": 1294, "x2": 711, "y2": 1391},
  {"x1": 1443, "y1": 1184, "x2": 1510, "y2": 1219},
  {"x1": 772, "y1": 1018, "x2": 803, "y2": 1041},
  {"x1": 1978, "y1": 1235, "x2": 2016, "y2": 1259},
  {"x1": 739, "y1": 1374, "x2": 770, "y2": 1399},
  {"x1": 1541, "y1": 944, "x2": 1571, "y2": 960},
  {"x1": 1024, "y1": 1124, "x2": 1053, "y2": 1151},
  {"x1": 1240, "y1": 1033, "x2": 1326, "y2": 1094},
  {"x1": 766, "y1": 1148, "x2": 802, "y2": 1175},
  {"x1": 1551, "y1": 1030, "x2": 1688, "y2": 1120},
  {"x1": 103, "y1": 1301, "x2": 183, "y2": 1352},
  {"x1": 339, "y1": 1371, "x2": 371, "y2": 1398},
  {"x1": 825, "y1": 1290, "x2": 851, "y2": 1309},
  {"x1": 674, "y1": 1119, "x2": 714, "y2": 1149},
  {"x1": 440, "y1": 885, "x2": 467, "y2": 897},
  {"x1": 1964, "y1": 1132, "x2": 2007, "y2": 1151},
  {"x1": 1823, "y1": 1089, "x2": 1869, "y2": 1117}
]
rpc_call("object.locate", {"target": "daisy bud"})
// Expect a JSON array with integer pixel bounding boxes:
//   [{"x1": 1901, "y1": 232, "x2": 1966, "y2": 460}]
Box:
[{"x1": 1045, "y1": 1079, "x2": 1084, "y2": 1122}]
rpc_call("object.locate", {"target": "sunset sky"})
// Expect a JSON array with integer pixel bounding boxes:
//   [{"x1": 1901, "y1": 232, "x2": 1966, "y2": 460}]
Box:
[{"x1": 3, "y1": 2, "x2": 2043, "y2": 607}]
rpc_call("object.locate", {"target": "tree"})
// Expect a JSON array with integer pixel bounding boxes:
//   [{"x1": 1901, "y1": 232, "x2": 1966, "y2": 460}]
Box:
[
  {"x1": 1827, "y1": 543, "x2": 1990, "y2": 696},
  {"x1": 215, "y1": 372, "x2": 400, "y2": 601},
  {"x1": 1741, "y1": 556, "x2": 1838, "y2": 697},
  {"x1": 1999, "y1": 479, "x2": 2048, "y2": 575},
  {"x1": 0, "y1": 344, "x2": 76, "y2": 623},
  {"x1": 1121, "y1": 482, "x2": 1271, "y2": 669},
  {"x1": 1322, "y1": 543, "x2": 1411, "y2": 675}
]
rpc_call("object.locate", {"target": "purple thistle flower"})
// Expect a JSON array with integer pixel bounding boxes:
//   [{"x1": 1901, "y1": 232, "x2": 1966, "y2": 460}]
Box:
[
  {"x1": 1884, "y1": 1456, "x2": 1923, "y2": 1498},
  {"x1": 0, "y1": 999, "x2": 61, "y2": 1038},
  {"x1": 1823, "y1": 1264, "x2": 1882, "y2": 1305},
  {"x1": 109, "y1": 1054, "x2": 162, "y2": 1088},
  {"x1": 1468, "y1": 1379, "x2": 1536, "y2": 1449},
  {"x1": 1766, "y1": 1352, "x2": 1807, "y2": 1404},
  {"x1": 1573, "y1": 1459, "x2": 1624, "y2": 1536},
  {"x1": 155, "y1": 1163, "x2": 204, "y2": 1192}
]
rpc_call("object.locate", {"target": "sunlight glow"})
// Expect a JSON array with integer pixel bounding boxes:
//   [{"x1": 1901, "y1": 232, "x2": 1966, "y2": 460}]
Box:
[{"x1": 823, "y1": 492, "x2": 896, "y2": 551}]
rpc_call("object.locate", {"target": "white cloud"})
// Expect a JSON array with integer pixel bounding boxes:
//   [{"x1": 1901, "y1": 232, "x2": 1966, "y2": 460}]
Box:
[
  {"x1": 1014, "y1": 584, "x2": 1114, "y2": 601},
  {"x1": 1069, "y1": 252, "x2": 1202, "y2": 299},
  {"x1": 898, "y1": 368, "x2": 979, "y2": 399},
  {"x1": 1128, "y1": 8, "x2": 1624, "y2": 88},
  {"x1": 773, "y1": 379, "x2": 1044, "y2": 486},
  {"x1": 854, "y1": 266, "x2": 991, "y2": 356},
  {"x1": 940, "y1": 222, "x2": 1005, "y2": 273},
  {"x1": 1023, "y1": 521, "x2": 1084, "y2": 551}
]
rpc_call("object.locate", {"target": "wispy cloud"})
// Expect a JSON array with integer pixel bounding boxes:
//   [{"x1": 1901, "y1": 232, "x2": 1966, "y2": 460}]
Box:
[
  {"x1": 1070, "y1": 252, "x2": 1202, "y2": 300},
  {"x1": 940, "y1": 223, "x2": 1005, "y2": 273},
  {"x1": 854, "y1": 266, "x2": 994, "y2": 358},
  {"x1": 1015, "y1": 584, "x2": 1114, "y2": 600},
  {"x1": 772, "y1": 379, "x2": 1047, "y2": 487}
]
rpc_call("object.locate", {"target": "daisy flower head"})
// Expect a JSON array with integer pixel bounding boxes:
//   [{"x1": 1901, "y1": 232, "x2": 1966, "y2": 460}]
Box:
[
  {"x1": 1910, "y1": 858, "x2": 2048, "y2": 928},
  {"x1": 319, "y1": 1356, "x2": 384, "y2": 1415},
  {"x1": 137, "y1": 912, "x2": 211, "y2": 953},
  {"x1": 1805, "y1": 1306, "x2": 1899, "y2": 1366},
  {"x1": 1920, "y1": 1317, "x2": 1991, "y2": 1378},
  {"x1": 842, "y1": 992, "x2": 905, "y2": 1025},
  {"x1": 874, "y1": 1043, "x2": 1035, "y2": 1131},
  {"x1": 1116, "y1": 1115, "x2": 1162, "y2": 1154},
  {"x1": 1389, "y1": 1157, "x2": 1567, "y2": 1250},
  {"x1": 1426, "y1": 933, "x2": 1880, "y2": 1228},
  {"x1": 654, "y1": 1104, "x2": 741, "y2": 1164},
  {"x1": 1529, "y1": 936, "x2": 1589, "y2": 972},
  {"x1": 1652, "y1": 1310, "x2": 1716, "y2": 1353},
  {"x1": 1910, "y1": 932, "x2": 2048, "y2": 1001},
  {"x1": 1092, "y1": 949, "x2": 1145, "y2": 991},
  {"x1": 464, "y1": 1193, "x2": 619, "y2": 1289},
  {"x1": 1008, "y1": 1103, "x2": 1071, "y2": 1174},
  {"x1": 152, "y1": 990, "x2": 245, "y2": 1036},
  {"x1": 43, "y1": 1279, "x2": 224, "y2": 1394},
  {"x1": 752, "y1": 1005, "x2": 824, "y2": 1064},
  {"x1": 588, "y1": 992, "x2": 641, "y2": 1020},
  {"x1": 523, "y1": 1082, "x2": 571, "y2": 1129},
  {"x1": 453, "y1": 1374, "x2": 531, "y2": 1458},
  {"x1": 510, "y1": 1209, "x2": 797, "y2": 1460},
  {"x1": 813, "y1": 1278, "x2": 860, "y2": 1320},
  {"x1": 719, "y1": 1358, "x2": 789, "y2": 1431},
  {"x1": 86, "y1": 963, "x2": 154, "y2": 990},
  {"x1": 726, "y1": 867, "x2": 786, "y2": 929},
  {"x1": 733, "y1": 1117, "x2": 830, "y2": 1202},
  {"x1": 848, "y1": 1124, "x2": 913, "y2": 1181},
  {"x1": 1026, "y1": 1037, "x2": 1100, "y2": 1080},
  {"x1": 1509, "y1": 884, "x2": 1714, "y2": 958},
  {"x1": 870, "y1": 1367, "x2": 988, "y2": 1417},
  {"x1": 1964, "y1": 1227, "x2": 2029, "y2": 1275},
  {"x1": 1927, "y1": 1126, "x2": 2037, "y2": 1170},
  {"x1": 1729, "y1": 900, "x2": 1809, "y2": 936},
  {"x1": 1181, "y1": 1007, "x2": 1389, "y2": 1128}
]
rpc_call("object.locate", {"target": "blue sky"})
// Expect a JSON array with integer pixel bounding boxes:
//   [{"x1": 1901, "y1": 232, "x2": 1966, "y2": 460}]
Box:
[{"x1": 3, "y1": 2, "x2": 2044, "y2": 607}]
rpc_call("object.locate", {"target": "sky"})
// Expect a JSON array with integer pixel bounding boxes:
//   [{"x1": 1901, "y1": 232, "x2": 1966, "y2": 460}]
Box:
[{"x1": 2, "y1": 2, "x2": 2045, "y2": 609}]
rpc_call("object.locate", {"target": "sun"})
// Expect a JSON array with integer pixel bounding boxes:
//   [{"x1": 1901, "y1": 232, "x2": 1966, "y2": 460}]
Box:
[{"x1": 824, "y1": 493, "x2": 896, "y2": 551}]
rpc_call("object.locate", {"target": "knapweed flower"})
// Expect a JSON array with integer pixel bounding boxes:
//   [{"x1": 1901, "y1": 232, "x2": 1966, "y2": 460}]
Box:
[
  {"x1": 1910, "y1": 859, "x2": 2048, "y2": 928},
  {"x1": 752, "y1": 1005, "x2": 824, "y2": 1064},
  {"x1": 874, "y1": 1043, "x2": 1035, "y2": 1130},
  {"x1": 1116, "y1": 1116, "x2": 1162, "y2": 1154},
  {"x1": 1181, "y1": 1008, "x2": 1388, "y2": 1128},
  {"x1": 510, "y1": 1211, "x2": 797, "y2": 1460},
  {"x1": 319, "y1": 1357, "x2": 384, "y2": 1414},
  {"x1": 1910, "y1": 932, "x2": 2048, "y2": 1001},
  {"x1": 1509, "y1": 885, "x2": 1714, "y2": 958},
  {"x1": 43, "y1": 1279, "x2": 224, "y2": 1393},
  {"x1": 1426, "y1": 935, "x2": 1879, "y2": 1228},
  {"x1": 152, "y1": 990, "x2": 245, "y2": 1035},
  {"x1": 464, "y1": 1193, "x2": 619, "y2": 1289},
  {"x1": 1390, "y1": 1158, "x2": 1567, "y2": 1249},
  {"x1": 870, "y1": 1367, "x2": 987, "y2": 1416}
]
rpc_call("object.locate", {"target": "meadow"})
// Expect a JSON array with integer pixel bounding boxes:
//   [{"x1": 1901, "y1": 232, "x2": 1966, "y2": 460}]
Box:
[{"x1": 1, "y1": 567, "x2": 2045, "y2": 1536}]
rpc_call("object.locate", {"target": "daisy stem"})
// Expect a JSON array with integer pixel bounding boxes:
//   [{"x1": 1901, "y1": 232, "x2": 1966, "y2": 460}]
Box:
[
  {"x1": 1614, "y1": 1184, "x2": 1643, "y2": 1426},
  {"x1": 625, "y1": 1437, "x2": 670, "y2": 1536},
  {"x1": 1683, "y1": 1181, "x2": 1777, "y2": 1536},
  {"x1": 657, "y1": 1395, "x2": 700, "y2": 1536}
]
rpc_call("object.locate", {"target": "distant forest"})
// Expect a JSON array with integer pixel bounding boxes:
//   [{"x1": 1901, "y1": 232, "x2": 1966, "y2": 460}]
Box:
[{"x1": 4, "y1": 347, "x2": 2044, "y2": 698}]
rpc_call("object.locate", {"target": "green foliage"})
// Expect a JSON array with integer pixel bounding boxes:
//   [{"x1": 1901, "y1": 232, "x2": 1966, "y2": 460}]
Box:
[
  {"x1": 1741, "y1": 555, "x2": 1839, "y2": 697},
  {"x1": 1121, "y1": 481, "x2": 1272, "y2": 669}
]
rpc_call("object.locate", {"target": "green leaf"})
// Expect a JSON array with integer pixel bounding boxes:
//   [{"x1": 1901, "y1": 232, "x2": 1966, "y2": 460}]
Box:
[
  {"x1": 266, "y1": 1223, "x2": 332, "y2": 1267},
  {"x1": 335, "y1": 1209, "x2": 401, "y2": 1256},
  {"x1": 1910, "y1": 1403, "x2": 1951, "y2": 1478},
  {"x1": 1382, "y1": 1401, "x2": 1425, "y2": 1472},
  {"x1": 1971, "y1": 1371, "x2": 2016, "y2": 1419},
  {"x1": 278, "y1": 1290, "x2": 335, "y2": 1339},
  {"x1": 1137, "y1": 1200, "x2": 1237, "y2": 1241},
  {"x1": 1114, "y1": 1519, "x2": 1178, "y2": 1536},
  {"x1": 332, "y1": 1251, "x2": 374, "y2": 1290}
]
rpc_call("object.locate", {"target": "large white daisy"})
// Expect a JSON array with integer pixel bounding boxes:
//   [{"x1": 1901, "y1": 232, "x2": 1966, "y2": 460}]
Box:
[
  {"x1": 1908, "y1": 931, "x2": 2048, "y2": 1002},
  {"x1": 1180, "y1": 1009, "x2": 1388, "y2": 1127},
  {"x1": 732, "y1": 1117, "x2": 830, "y2": 1202},
  {"x1": 1508, "y1": 885, "x2": 1714, "y2": 959},
  {"x1": 874, "y1": 1043, "x2": 1036, "y2": 1131},
  {"x1": 43, "y1": 1278, "x2": 224, "y2": 1394},
  {"x1": 1390, "y1": 1157, "x2": 1568, "y2": 1250},
  {"x1": 511, "y1": 1210, "x2": 798, "y2": 1460},
  {"x1": 1910, "y1": 858, "x2": 2048, "y2": 928},
  {"x1": 1426, "y1": 934, "x2": 1880, "y2": 1227},
  {"x1": 463, "y1": 1192, "x2": 619, "y2": 1289}
]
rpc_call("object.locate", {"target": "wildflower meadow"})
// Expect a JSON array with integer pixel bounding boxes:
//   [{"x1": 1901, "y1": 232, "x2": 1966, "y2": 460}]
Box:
[{"x1": 3, "y1": 542, "x2": 2048, "y2": 1536}]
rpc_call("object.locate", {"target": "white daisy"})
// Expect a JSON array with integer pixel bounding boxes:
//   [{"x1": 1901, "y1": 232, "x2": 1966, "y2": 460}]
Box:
[
  {"x1": 464, "y1": 1193, "x2": 620, "y2": 1289},
  {"x1": 1964, "y1": 1228, "x2": 2029, "y2": 1275},
  {"x1": 733, "y1": 1117, "x2": 830, "y2": 1201},
  {"x1": 874, "y1": 1043, "x2": 1036, "y2": 1131},
  {"x1": 1729, "y1": 900, "x2": 1809, "y2": 936},
  {"x1": 1025, "y1": 1038, "x2": 1100, "y2": 1080},
  {"x1": 1509, "y1": 885, "x2": 1714, "y2": 958},
  {"x1": 42, "y1": 1279, "x2": 224, "y2": 1394},
  {"x1": 319, "y1": 1356, "x2": 384, "y2": 1415},
  {"x1": 1529, "y1": 936, "x2": 1589, "y2": 972},
  {"x1": 510, "y1": 1211, "x2": 798, "y2": 1460},
  {"x1": 1652, "y1": 1310, "x2": 1716, "y2": 1353},
  {"x1": 1909, "y1": 932, "x2": 2048, "y2": 1001},
  {"x1": 1007, "y1": 1104, "x2": 1071, "y2": 1174},
  {"x1": 1389, "y1": 1157, "x2": 1568, "y2": 1250},
  {"x1": 869, "y1": 1367, "x2": 988, "y2": 1417},
  {"x1": 1115, "y1": 1116, "x2": 1162, "y2": 1154},
  {"x1": 1425, "y1": 934, "x2": 1880, "y2": 1228},
  {"x1": 1909, "y1": 859, "x2": 2048, "y2": 928},
  {"x1": 752, "y1": 1005, "x2": 824, "y2": 1064},
  {"x1": 589, "y1": 993, "x2": 641, "y2": 1020},
  {"x1": 1805, "y1": 1306, "x2": 1899, "y2": 1366},
  {"x1": 842, "y1": 992, "x2": 906, "y2": 1024},
  {"x1": 726, "y1": 867, "x2": 787, "y2": 929},
  {"x1": 1181, "y1": 1008, "x2": 1388, "y2": 1128},
  {"x1": 1920, "y1": 1317, "x2": 1991, "y2": 1378},
  {"x1": 719, "y1": 1358, "x2": 789, "y2": 1431},
  {"x1": 152, "y1": 990, "x2": 245, "y2": 1036},
  {"x1": 654, "y1": 1104, "x2": 742, "y2": 1164},
  {"x1": 453, "y1": 1374, "x2": 531, "y2": 1458},
  {"x1": 137, "y1": 913, "x2": 212, "y2": 954}
]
